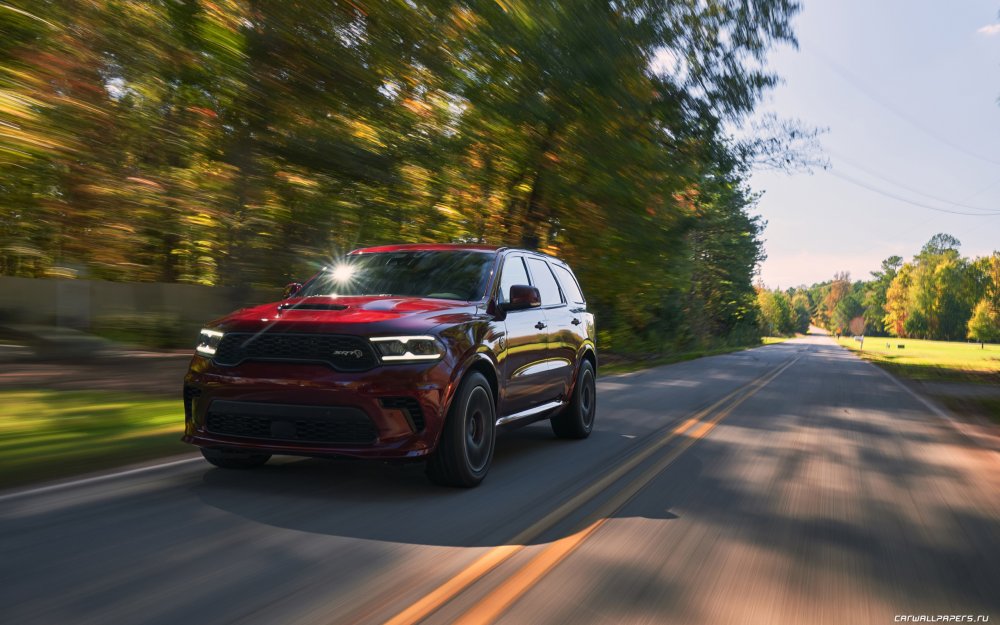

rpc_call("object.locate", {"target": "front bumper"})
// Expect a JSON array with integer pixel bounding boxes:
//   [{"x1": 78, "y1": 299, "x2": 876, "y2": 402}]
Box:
[{"x1": 182, "y1": 356, "x2": 453, "y2": 459}]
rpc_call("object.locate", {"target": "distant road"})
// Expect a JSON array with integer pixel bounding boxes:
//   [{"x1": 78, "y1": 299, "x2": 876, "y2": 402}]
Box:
[{"x1": 3, "y1": 334, "x2": 998, "y2": 624}]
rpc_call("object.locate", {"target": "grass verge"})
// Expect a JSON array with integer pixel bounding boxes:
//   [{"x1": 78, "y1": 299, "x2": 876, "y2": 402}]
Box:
[
  {"x1": 762, "y1": 336, "x2": 792, "y2": 345},
  {"x1": 0, "y1": 390, "x2": 189, "y2": 491},
  {"x1": 835, "y1": 337, "x2": 1000, "y2": 384},
  {"x1": 600, "y1": 340, "x2": 774, "y2": 376},
  {"x1": 836, "y1": 336, "x2": 1000, "y2": 424}
]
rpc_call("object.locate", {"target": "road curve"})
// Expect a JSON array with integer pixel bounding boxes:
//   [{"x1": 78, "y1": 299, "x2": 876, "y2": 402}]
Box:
[{"x1": 2, "y1": 334, "x2": 998, "y2": 625}]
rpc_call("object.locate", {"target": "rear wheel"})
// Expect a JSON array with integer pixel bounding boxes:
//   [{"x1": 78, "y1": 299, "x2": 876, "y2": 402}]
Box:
[
  {"x1": 551, "y1": 360, "x2": 596, "y2": 439},
  {"x1": 426, "y1": 372, "x2": 496, "y2": 487},
  {"x1": 200, "y1": 447, "x2": 271, "y2": 469}
]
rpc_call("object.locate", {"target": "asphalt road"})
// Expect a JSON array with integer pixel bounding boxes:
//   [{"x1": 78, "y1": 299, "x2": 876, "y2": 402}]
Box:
[{"x1": 2, "y1": 334, "x2": 999, "y2": 625}]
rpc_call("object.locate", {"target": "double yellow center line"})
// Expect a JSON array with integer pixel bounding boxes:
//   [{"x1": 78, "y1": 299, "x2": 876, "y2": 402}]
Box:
[{"x1": 382, "y1": 354, "x2": 801, "y2": 625}]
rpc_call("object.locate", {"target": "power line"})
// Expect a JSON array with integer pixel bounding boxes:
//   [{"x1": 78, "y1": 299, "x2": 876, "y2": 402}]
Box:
[
  {"x1": 958, "y1": 176, "x2": 1000, "y2": 204},
  {"x1": 826, "y1": 168, "x2": 1000, "y2": 216},
  {"x1": 807, "y1": 47, "x2": 1000, "y2": 167},
  {"x1": 826, "y1": 147, "x2": 1000, "y2": 215}
]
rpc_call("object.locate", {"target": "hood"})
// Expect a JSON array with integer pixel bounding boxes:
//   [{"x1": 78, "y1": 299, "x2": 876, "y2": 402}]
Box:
[{"x1": 210, "y1": 295, "x2": 479, "y2": 335}]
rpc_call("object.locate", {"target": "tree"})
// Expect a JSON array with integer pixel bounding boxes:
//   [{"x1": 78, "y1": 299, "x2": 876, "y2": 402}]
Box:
[
  {"x1": 901, "y1": 234, "x2": 973, "y2": 340},
  {"x1": 794, "y1": 242, "x2": 990, "y2": 342},
  {"x1": 884, "y1": 263, "x2": 913, "y2": 337},
  {"x1": 863, "y1": 255, "x2": 901, "y2": 336},
  {"x1": 967, "y1": 252, "x2": 1000, "y2": 343},
  {"x1": 0, "y1": 0, "x2": 804, "y2": 353},
  {"x1": 790, "y1": 291, "x2": 811, "y2": 333},
  {"x1": 757, "y1": 288, "x2": 793, "y2": 336},
  {"x1": 831, "y1": 290, "x2": 864, "y2": 336},
  {"x1": 822, "y1": 271, "x2": 851, "y2": 327},
  {"x1": 919, "y1": 233, "x2": 961, "y2": 258},
  {"x1": 968, "y1": 300, "x2": 1000, "y2": 343}
]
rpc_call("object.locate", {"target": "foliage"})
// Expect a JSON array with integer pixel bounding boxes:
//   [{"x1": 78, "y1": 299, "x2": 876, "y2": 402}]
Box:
[
  {"x1": 0, "y1": 0, "x2": 807, "y2": 352},
  {"x1": 803, "y1": 236, "x2": 998, "y2": 343},
  {"x1": 884, "y1": 263, "x2": 914, "y2": 337},
  {"x1": 756, "y1": 287, "x2": 793, "y2": 336},
  {"x1": 830, "y1": 288, "x2": 864, "y2": 336},
  {"x1": 898, "y1": 239, "x2": 974, "y2": 340},
  {"x1": 790, "y1": 291, "x2": 811, "y2": 333},
  {"x1": 823, "y1": 271, "x2": 851, "y2": 326},
  {"x1": 863, "y1": 255, "x2": 901, "y2": 335},
  {"x1": 968, "y1": 300, "x2": 1000, "y2": 343}
]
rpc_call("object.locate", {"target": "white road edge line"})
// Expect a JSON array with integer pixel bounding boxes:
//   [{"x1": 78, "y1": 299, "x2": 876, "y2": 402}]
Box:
[
  {"x1": 861, "y1": 356, "x2": 1000, "y2": 458},
  {"x1": 0, "y1": 456, "x2": 202, "y2": 503}
]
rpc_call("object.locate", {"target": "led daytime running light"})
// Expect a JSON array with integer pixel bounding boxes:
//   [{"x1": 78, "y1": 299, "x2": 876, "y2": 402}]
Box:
[
  {"x1": 370, "y1": 335, "x2": 442, "y2": 362},
  {"x1": 196, "y1": 329, "x2": 224, "y2": 357}
]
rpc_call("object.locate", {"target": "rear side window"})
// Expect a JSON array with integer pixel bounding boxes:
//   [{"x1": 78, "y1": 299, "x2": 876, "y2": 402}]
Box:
[
  {"x1": 525, "y1": 257, "x2": 564, "y2": 306},
  {"x1": 498, "y1": 256, "x2": 529, "y2": 303},
  {"x1": 552, "y1": 264, "x2": 585, "y2": 304}
]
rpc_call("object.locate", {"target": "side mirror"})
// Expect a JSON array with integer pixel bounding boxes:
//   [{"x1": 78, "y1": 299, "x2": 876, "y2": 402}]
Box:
[
  {"x1": 501, "y1": 284, "x2": 541, "y2": 311},
  {"x1": 282, "y1": 282, "x2": 303, "y2": 299}
]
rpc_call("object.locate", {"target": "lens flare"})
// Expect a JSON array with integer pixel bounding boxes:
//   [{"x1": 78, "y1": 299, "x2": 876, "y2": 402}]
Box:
[{"x1": 331, "y1": 263, "x2": 356, "y2": 284}]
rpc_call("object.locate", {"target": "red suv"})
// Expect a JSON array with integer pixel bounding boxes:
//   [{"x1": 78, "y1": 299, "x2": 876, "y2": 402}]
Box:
[{"x1": 183, "y1": 244, "x2": 596, "y2": 486}]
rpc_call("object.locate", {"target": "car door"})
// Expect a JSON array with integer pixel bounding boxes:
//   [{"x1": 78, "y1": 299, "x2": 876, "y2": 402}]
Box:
[
  {"x1": 524, "y1": 257, "x2": 576, "y2": 391},
  {"x1": 547, "y1": 261, "x2": 592, "y2": 391},
  {"x1": 497, "y1": 255, "x2": 562, "y2": 416}
]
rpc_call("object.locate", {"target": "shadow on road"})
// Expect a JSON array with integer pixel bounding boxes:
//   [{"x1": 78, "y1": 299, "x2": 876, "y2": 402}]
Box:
[{"x1": 190, "y1": 423, "x2": 690, "y2": 548}]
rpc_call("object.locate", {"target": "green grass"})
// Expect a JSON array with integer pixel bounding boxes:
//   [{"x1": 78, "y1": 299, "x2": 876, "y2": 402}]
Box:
[
  {"x1": 836, "y1": 336, "x2": 1000, "y2": 384},
  {"x1": 761, "y1": 336, "x2": 792, "y2": 345},
  {"x1": 0, "y1": 390, "x2": 189, "y2": 490}
]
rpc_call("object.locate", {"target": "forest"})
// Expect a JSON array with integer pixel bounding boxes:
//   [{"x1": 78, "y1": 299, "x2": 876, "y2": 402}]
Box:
[
  {"x1": 0, "y1": 0, "x2": 808, "y2": 353},
  {"x1": 758, "y1": 234, "x2": 1000, "y2": 343}
]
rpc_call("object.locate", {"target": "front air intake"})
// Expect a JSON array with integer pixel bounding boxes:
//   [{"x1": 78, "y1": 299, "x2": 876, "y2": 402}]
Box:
[
  {"x1": 205, "y1": 400, "x2": 377, "y2": 444},
  {"x1": 380, "y1": 397, "x2": 426, "y2": 432}
]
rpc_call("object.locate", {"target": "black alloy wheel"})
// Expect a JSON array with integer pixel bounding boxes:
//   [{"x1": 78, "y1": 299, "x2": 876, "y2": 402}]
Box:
[
  {"x1": 551, "y1": 360, "x2": 596, "y2": 439},
  {"x1": 427, "y1": 371, "x2": 496, "y2": 487}
]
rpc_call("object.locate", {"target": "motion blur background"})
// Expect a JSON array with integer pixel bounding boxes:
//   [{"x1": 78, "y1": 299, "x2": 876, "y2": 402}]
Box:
[
  {"x1": 3, "y1": 7, "x2": 999, "y2": 624},
  {"x1": 7, "y1": 0, "x2": 996, "y2": 457},
  {"x1": 0, "y1": 0, "x2": 812, "y2": 355}
]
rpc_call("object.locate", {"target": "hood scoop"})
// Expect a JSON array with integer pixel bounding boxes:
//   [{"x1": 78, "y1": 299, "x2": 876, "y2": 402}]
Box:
[{"x1": 277, "y1": 302, "x2": 349, "y2": 311}]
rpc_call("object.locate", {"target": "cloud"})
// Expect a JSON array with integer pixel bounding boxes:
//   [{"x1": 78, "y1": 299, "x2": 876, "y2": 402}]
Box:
[{"x1": 977, "y1": 23, "x2": 1000, "y2": 36}]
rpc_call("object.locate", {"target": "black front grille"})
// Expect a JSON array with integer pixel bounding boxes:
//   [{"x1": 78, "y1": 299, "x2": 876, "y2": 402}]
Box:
[
  {"x1": 213, "y1": 332, "x2": 378, "y2": 371},
  {"x1": 380, "y1": 397, "x2": 425, "y2": 431},
  {"x1": 205, "y1": 400, "x2": 377, "y2": 444}
]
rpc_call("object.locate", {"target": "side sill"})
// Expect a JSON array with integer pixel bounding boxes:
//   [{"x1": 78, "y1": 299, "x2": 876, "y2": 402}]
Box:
[{"x1": 495, "y1": 400, "x2": 565, "y2": 426}]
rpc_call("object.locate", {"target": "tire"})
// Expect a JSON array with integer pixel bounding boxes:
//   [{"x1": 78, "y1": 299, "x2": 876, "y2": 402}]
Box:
[
  {"x1": 200, "y1": 447, "x2": 271, "y2": 469},
  {"x1": 426, "y1": 372, "x2": 496, "y2": 487},
  {"x1": 551, "y1": 360, "x2": 596, "y2": 439}
]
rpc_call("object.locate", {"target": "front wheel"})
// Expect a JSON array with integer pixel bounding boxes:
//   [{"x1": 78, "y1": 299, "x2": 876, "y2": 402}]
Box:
[
  {"x1": 426, "y1": 372, "x2": 496, "y2": 487},
  {"x1": 200, "y1": 447, "x2": 271, "y2": 469},
  {"x1": 551, "y1": 360, "x2": 596, "y2": 439}
]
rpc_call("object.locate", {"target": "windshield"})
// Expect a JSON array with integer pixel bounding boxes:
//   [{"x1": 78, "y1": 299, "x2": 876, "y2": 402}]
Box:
[{"x1": 297, "y1": 250, "x2": 495, "y2": 301}]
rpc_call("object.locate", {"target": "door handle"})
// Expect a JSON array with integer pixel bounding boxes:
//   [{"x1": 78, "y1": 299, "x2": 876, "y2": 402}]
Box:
[
  {"x1": 571, "y1": 318, "x2": 582, "y2": 325},
  {"x1": 535, "y1": 321, "x2": 547, "y2": 330}
]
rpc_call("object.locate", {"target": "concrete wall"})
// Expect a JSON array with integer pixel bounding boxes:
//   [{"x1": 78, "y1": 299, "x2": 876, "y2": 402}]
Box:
[{"x1": 0, "y1": 276, "x2": 279, "y2": 333}]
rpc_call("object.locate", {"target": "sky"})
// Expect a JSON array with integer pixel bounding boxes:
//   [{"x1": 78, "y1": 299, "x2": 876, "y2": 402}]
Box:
[{"x1": 749, "y1": 0, "x2": 1000, "y2": 289}]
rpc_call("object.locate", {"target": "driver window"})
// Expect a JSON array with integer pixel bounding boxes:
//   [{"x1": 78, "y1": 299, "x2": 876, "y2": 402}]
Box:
[{"x1": 498, "y1": 256, "x2": 530, "y2": 303}]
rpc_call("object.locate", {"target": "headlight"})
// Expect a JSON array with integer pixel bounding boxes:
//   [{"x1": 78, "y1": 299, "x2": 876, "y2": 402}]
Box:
[
  {"x1": 370, "y1": 335, "x2": 443, "y2": 363},
  {"x1": 196, "y1": 329, "x2": 224, "y2": 357}
]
